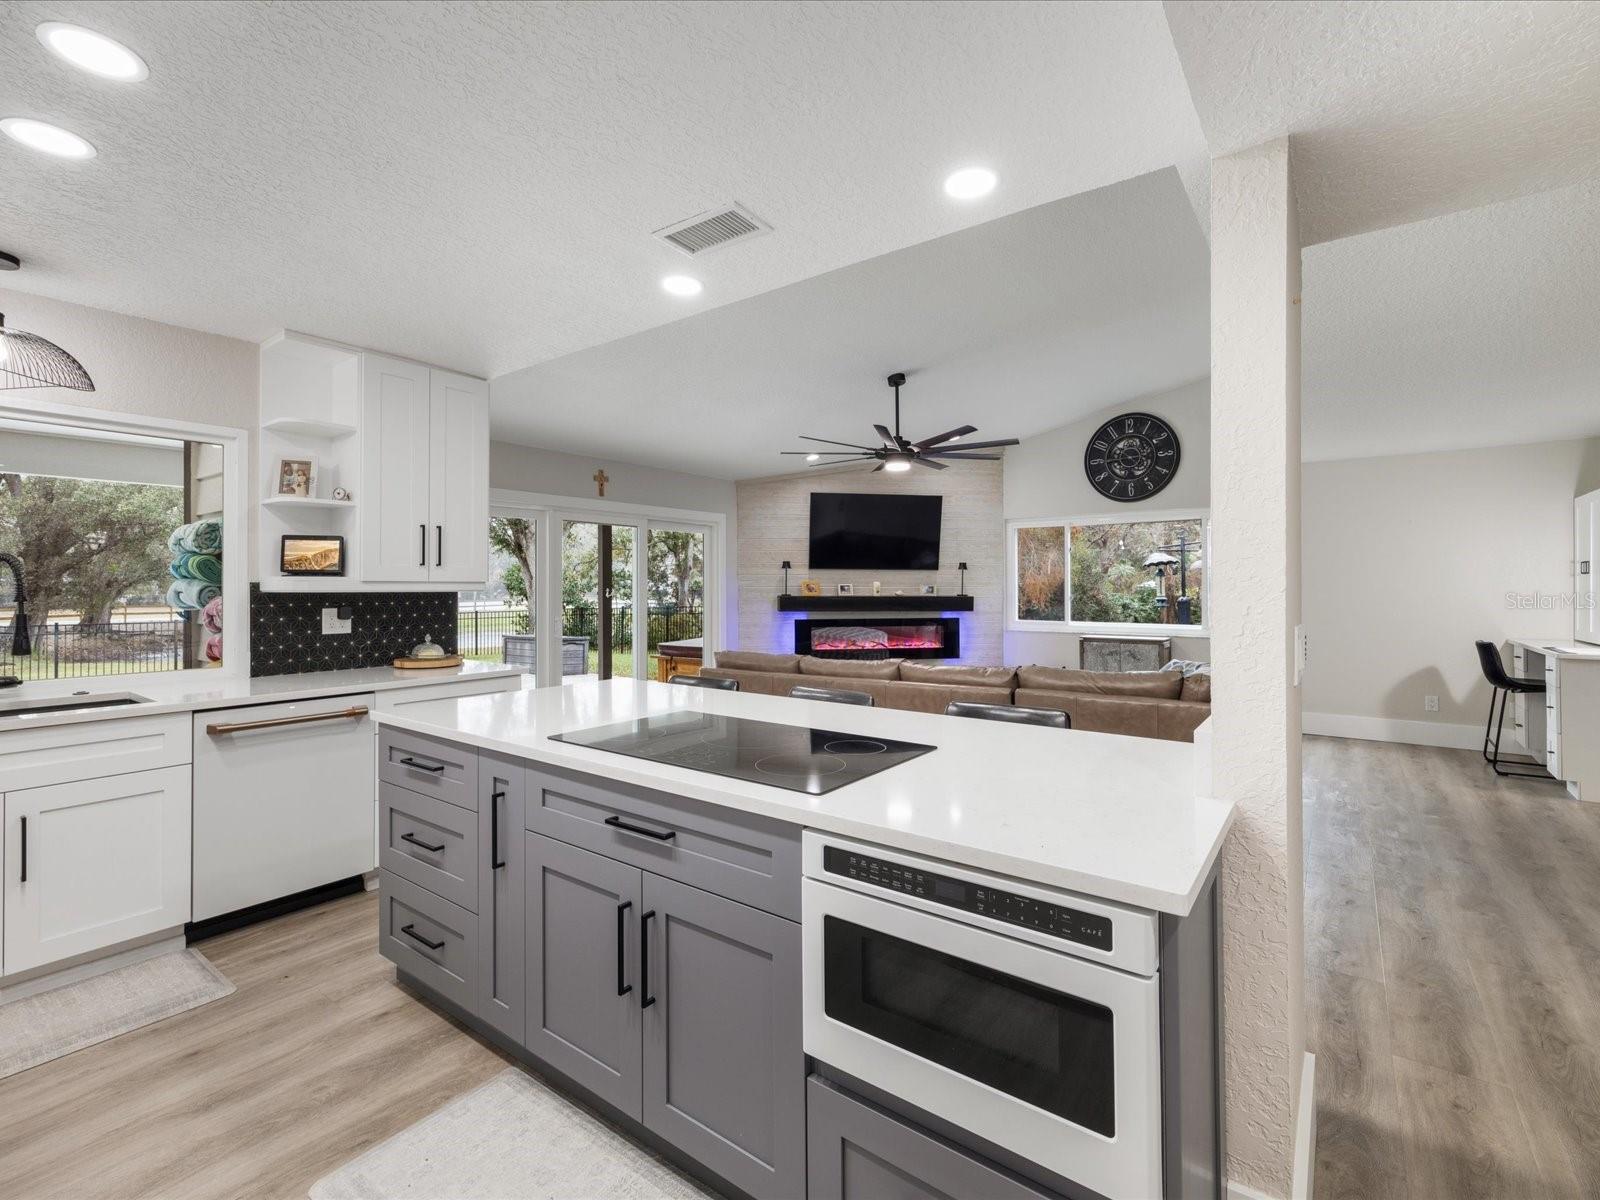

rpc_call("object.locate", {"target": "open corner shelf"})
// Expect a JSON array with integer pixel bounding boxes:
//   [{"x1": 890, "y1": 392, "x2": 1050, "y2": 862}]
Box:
[
  {"x1": 775, "y1": 594, "x2": 974, "y2": 612},
  {"x1": 261, "y1": 495, "x2": 358, "y2": 511},
  {"x1": 262, "y1": 417, "x2": 358, "y2": 440}
]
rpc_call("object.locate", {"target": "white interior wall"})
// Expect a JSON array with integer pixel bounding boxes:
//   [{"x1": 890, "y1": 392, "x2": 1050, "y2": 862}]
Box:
[
  {"x1": 1003, "y1": 378, "x2": 1211, "y2": 667},
  {"x1": 1302, "y1": 437, "x2": 1600, "y2": 746}
]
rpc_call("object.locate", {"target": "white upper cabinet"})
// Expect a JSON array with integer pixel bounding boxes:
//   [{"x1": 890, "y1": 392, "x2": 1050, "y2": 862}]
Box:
[
  {"x1": 261, "y1": 333, "x2": 489, "y2": 591},
  {"x1": 362, "y1": 354, "x2": 434, "y2": 583},
  {"x1": 428, "y1": 369, "x2": 490, "y2": 584}
]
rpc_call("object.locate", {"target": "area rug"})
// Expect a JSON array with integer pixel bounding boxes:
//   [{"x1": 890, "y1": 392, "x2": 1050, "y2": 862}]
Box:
[
  {"x1": 0, "y1": 948, "x2": 234, "y2": 1080},
  {"x1": 309, "y1": 1067, "x2": 718, "y2": 1200}
]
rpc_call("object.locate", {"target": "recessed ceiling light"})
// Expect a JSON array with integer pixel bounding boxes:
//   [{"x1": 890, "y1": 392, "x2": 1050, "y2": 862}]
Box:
[
  {"x1": 1, "y1": 118, "x2": 96, "y2": 160},
  {"x1": 37, "y1": 23, "x2": 148, "y2": 81},
  {"x1": 944, "y1": 166, "x2": 997, "y2": 200},
  {"x1": 661, "y1": 275, "x2": 703, "y2": 298}
]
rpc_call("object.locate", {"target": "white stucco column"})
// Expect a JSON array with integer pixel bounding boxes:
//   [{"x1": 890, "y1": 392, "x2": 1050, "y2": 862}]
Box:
[{"x1": 1209, "y1": 137, "x2": 1306, "y2": 1200}]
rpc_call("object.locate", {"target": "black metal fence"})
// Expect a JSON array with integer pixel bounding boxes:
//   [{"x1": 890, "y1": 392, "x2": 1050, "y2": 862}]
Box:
[
  {"x1": 0, "y1": 619, "x2": 184, "y2": 680},
  {"x1": 457, "y1": 605, "x2": 704, "y2": 660}
]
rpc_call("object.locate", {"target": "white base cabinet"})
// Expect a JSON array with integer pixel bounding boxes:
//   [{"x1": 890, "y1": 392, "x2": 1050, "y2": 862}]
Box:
[{"x1": 3, "y1": 765, "x2": 192, "y2": 976}]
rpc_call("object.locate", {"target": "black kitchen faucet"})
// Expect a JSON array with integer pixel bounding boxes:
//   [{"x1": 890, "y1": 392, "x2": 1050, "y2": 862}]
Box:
[{"x1": 0, "y1": 550, "x2": 30, "y2": 688}]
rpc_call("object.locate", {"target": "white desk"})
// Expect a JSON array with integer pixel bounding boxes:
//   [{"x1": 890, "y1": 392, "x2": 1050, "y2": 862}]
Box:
[{"x1": 1509, "y1": 637, "x2": 1600, "y2": 801}]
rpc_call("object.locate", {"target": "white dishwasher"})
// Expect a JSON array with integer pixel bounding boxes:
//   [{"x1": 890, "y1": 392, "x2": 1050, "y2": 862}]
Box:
[{"x1": 191, "y1": 692, "x2": 377, "y2": 922}]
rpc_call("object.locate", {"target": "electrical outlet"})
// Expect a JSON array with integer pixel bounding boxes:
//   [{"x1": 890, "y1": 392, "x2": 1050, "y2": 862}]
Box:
[
  {"x1": 1424, "y1": 695, "x2": 1440, "y2": 712},
  {"x1": 321, "y1": 606, "x2": 353, "y2": 636}
]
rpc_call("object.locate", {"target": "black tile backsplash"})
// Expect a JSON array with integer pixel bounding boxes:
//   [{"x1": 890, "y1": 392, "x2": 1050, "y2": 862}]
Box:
[{"x1": 248, "y1": 584, "x2": 458, "y2": 676}]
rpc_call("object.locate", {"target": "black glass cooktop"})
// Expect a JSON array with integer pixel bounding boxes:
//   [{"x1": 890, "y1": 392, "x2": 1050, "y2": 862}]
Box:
[{"x1": 549, "y1": 711, "x2": 935, "y2": 795}]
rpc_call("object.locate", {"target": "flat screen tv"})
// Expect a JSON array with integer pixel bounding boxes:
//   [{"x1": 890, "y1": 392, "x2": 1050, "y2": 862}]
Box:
[{"x1": 809, "y1": 492, "x2": 942, "y2": 570}]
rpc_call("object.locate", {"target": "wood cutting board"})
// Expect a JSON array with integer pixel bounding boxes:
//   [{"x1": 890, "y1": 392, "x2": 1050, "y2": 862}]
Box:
[{"x1": 392, "y1": 655, "x2": 464, "y2": 669}]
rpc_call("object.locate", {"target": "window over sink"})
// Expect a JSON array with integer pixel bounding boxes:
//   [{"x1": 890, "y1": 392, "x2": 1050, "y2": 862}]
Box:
[
  {"x1": 1, "y1": 414, "x2": 229, "y2": 680},
  {"x1": 1007, "y1": 512, "x2": 1208, "y2": 635}
]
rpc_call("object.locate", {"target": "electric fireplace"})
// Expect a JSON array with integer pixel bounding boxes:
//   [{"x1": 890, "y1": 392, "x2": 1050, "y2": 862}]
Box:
[{"x1": 794, "y1": 616, "x2": 960, "y2": 660}]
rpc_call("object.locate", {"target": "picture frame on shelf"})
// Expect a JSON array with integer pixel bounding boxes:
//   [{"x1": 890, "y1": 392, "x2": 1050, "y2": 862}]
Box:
[
  {"x1": 836, "y1": 582, "x2": 854, "y2": 596},
  {"x1": 274, "y1": 454, "x2": 318, "y2": 498},
  {"x1": 280, "y1": 534, "x2": 345, "y2": 576},
  {"x1": 920, "y1": 583, "x2": 937, "y2": 595},
  {"x1": 799, "y1": 579, "x2": 823, "y2": 597}
]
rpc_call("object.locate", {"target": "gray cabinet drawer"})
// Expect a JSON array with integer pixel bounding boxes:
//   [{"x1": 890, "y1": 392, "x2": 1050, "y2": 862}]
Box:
[
  {"x1": 807, "y1": 1077, "x2": 1069, "y2": 1200},
  {"x1": 379, "y1": 870, "x2": 477, "y2": 1011},
  {"x1": 380, "y1": 783, "x2": 479, "y2": 912},
  {"x1": 378, "y1": 727, "x2": 479, "y2": 811},
  {"x1": 524, "y1": 764, "x2": 801, "y2": 920}
]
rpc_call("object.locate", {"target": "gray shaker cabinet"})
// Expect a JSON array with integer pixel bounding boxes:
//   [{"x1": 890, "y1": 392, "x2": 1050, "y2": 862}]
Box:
[
  {"x1": 524, "y1": 830, "x2": 644, "y2": 1119},
  {"x1": 642, "y1": 872, "x2": 805, "y2": 1200},
  {"x1": 477, "y1": 752, "x2": 525, "y2": 1043}
]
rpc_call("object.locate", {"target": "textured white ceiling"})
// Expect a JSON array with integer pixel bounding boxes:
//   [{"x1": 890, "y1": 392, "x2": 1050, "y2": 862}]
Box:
[
  {"x1": 1303, "y1": 175, "x2": 1600, "y2": 462},
  {"x1": 493, "y1": 169, "x2": 1210, "y2": 479},
  {"x1": 1165, "y1": 0, "x2": 1600, "y2": 244},
  {"x1": 0, "y1": 0, "x2": 1205, "y2": 378}
]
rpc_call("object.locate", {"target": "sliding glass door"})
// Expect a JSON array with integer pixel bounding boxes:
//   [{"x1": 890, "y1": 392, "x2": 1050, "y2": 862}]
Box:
[
  {"x1": 562, "y1": 518, "x2": 641, "y2": 682},
  {"x1": 646, "y1": 524, "x2": 708, "y2": 681}
]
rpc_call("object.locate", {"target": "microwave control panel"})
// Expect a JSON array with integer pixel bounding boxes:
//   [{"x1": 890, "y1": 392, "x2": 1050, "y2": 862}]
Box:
[{"x1": 823, "y1": 845, "x2": 1113, "y2": 952}]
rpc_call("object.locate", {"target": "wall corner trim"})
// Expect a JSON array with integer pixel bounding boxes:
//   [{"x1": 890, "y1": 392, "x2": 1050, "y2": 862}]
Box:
[{"x1": 1292, "y1": 1050, "x2": 1316, "y2": 1200}]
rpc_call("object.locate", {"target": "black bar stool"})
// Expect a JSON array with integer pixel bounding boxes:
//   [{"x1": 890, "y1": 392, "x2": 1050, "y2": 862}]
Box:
[
  {"x1": 946, "y1": 701, "x2": 1069, "y2": 729},
  {"x1": 790, "y1": 685, "x2": 874, "y2": 706},
  {"x1": 1474, "y1": 641, "x2": 1550, "y2": 779}
]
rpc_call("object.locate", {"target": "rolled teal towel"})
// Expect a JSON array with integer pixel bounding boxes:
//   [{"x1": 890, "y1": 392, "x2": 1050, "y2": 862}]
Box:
[
  {"x1": 169, "y1": 552, "x2": 222, "y2": 585},
  {"x1": 168, "y1": 520, "x2": 223, "y2": 555},
  {"x1": 167, "y1": 578, "x2": 220, "y2": 611}
]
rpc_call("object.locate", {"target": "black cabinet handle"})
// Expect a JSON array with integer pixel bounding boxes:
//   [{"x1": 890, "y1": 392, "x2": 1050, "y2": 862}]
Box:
[
  {"x1": 420, "y1": 524, "x2": 427, "y2": 567},
  {"x1": 436, "y1": 525, "x2": 443, "y2": 567},
  {"x1": 605, "y1": 814, "x2": 676, "y2": 842},
  {"x1": 401, "y1": 831, "x2": 446, "y2": 854},
  {"x1": 616, "y1": 900, "x2": 633, "y2": 996},
  {"x1": 640, "y1": 909, "x2": 657, "y2": 1008},
  {"x1": 399, "y1": 756, "x2": 445, "y2": 774},
  {"x1": 401, "y1": 923, "x2": 445, "y2": 951},
  {"x1": 19, "y1": 815, "x2": 25, "y2": 884},
  {"x1": 490, "y1": 788, "x2": 506, "y2": 870}
]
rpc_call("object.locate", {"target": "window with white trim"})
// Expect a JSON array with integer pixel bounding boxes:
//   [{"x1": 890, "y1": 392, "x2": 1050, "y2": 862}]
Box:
[{"x1": 1009, "y1": 513, "x2": 1207, "y2": 633}]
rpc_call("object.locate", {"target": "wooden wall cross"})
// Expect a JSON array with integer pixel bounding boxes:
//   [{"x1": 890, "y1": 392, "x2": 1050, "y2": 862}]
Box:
[{"x1": 593, "y1": 468, "x2": 609, "y2": 497}]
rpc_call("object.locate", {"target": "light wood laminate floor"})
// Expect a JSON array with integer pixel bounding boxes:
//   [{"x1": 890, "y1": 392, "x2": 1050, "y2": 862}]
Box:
[
  {"x1": 0, "y1": 891, "x2": 509, "y2": 1200},
  {"x1": 1307, "y1": 735, "x2": 1600, "y2": 1200}
]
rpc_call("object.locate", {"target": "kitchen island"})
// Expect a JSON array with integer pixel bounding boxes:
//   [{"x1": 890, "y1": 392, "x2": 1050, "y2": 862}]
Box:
[{"x1": 372, "y1": 679, "x2": 1233, "y2": 1200}]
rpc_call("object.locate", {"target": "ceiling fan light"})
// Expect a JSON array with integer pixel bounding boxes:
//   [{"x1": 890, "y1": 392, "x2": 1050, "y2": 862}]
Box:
[{"x1": 883, "y1": 455, "x2": 912, "y2": 473}]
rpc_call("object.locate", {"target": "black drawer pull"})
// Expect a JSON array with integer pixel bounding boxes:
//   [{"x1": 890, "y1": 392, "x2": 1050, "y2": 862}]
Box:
[
  {"x1": 605, "y1": 814, "x2": 676, "y2": 842},
  {"x1": 19, "y1": 815, "x2": 26, "y2": 884},
  {"x1": 401, "y1": 831, "x2": 446, "y2": 854},
  {"x1": 399, "y1": 756, "x2": 445, "y2": 774},
  {"x1": 491, "y1": 788, "x2": 506, "y2": 870},
  {"x1": 640, "y1": 909, "x2": 657, "y2": 1009},
  {"x1": 401, "y1": 923, "x2": 445, "y2": 951},
  {"x1": 616, "y1": 900, "x2": 633, "y2": 996}
]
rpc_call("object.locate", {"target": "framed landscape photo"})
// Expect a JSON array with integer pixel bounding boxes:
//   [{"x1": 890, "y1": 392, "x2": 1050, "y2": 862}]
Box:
[
  {"x1": 280, "y1": 534, "x2": 345, "y2": 576},
  {"x1": 274, "y1": 454, "x2": 318, "y2": 498}
]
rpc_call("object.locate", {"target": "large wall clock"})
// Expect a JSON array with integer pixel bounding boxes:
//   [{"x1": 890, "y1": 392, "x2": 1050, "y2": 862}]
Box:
[{"x1": 1084, "y1": 412, "x2": 1181, "y2": 502}]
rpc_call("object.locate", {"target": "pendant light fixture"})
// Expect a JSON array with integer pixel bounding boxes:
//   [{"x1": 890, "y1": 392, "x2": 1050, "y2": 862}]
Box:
[{"x1": 0, "y1": 252, "x2": 96, "y2": 391}]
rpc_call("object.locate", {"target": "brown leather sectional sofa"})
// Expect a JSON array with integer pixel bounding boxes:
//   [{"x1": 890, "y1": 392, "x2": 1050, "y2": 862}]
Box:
[{"x1": 698, "y1": 652, "x2": 1211, "y2": 742}]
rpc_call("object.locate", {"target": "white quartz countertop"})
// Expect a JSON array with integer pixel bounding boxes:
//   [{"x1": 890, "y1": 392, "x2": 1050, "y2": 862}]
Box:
[
  {"x1": 0, "y1": 662, "x2": 525, "y2": 731},
  {"x1": 374, "y1": 679, "x2": 1235, "y2": 916}
]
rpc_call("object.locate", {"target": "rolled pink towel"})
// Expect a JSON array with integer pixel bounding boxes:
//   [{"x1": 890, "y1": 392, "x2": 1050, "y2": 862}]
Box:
[
  {"x1": 205, "y1": 634, "x2": 223, "y2": 662},
  {"x1": 201, "y1": 594, "x2": 223, "y2": 634}
]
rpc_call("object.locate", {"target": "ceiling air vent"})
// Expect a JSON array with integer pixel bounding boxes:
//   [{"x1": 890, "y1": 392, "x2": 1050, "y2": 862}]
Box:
[{"x1": 654, "y1": 203, "x2": 772, "y2": 257}]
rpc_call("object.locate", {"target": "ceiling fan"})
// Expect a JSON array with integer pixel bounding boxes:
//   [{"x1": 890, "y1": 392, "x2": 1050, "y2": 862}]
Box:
[{"x1": 781, "y1": 372, "x2": 1019, "y2": 472}]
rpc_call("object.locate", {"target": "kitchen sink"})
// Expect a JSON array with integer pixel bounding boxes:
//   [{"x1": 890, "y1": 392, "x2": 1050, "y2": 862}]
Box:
[{"x1": 0, "y1": 692, "x2": 152, "y2": 720}]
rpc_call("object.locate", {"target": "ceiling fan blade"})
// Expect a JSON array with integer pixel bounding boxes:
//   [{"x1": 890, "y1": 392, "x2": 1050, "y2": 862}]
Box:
[
  {"x1": 780, "y1": 450, "x2": 871, "y2": 456},
  {"x1": 913, "y1": 425, "x2": 977, "y2": 449},
  {"x1": 871, "y1": 462, "x2": 886, "y2": 473},
  {"x1": 932, "y1": 437, "x2": 1018, "y2": 451},
  {"x1": 924, "y1": 451, "x2": 1001, "y2": 460},
  {"x1": 873, "y1": 424, "x2": 896, "y2": 444},
  {"x1": 911, "y1": 457, "x2": 947, "y2": 470},
  {"x1": 808, "y1": 458, "x2": 865, "y2": 467},
  {"x1": 800, "y1": 434, "x2": 882, "y2": 451}
]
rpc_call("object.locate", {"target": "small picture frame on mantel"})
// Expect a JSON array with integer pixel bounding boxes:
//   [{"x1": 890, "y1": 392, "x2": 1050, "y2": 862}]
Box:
[
  {"x1": 920, "y1": 583, "x2": 937, "y2": 595},
  {"x1": 836, "y1": 583, "x2": 854, "y2": 596}
]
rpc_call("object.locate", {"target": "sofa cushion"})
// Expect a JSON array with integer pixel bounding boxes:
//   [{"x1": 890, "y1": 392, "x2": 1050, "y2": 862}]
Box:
[
  {"x1": 1180, "y1": 672, "x2": 1211, "y2": 703},
  {"x1": 898, "y1": 662, "x2": 1018, "y2": 689},
  {"x1": 1013, "y1": 689, "x2": 1161, "y2": 738},
  {"x1": 1157, "y1": 700, "x2": 1211, "y2": 742},
  {"x1": 714, "y1": 651, "x2": 801, "y2": 674},
  {"x1": 798, "y1": 656, "x2": 903, "y2": 680},
  {"x1": 1016, "y1": 665, "x2": 1183, "y2": 699}
]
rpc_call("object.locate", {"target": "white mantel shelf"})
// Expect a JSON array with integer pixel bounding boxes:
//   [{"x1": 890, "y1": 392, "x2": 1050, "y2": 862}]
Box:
[{"x1": 372, "y1": 678, "x2": 1235, "y2": 916}]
